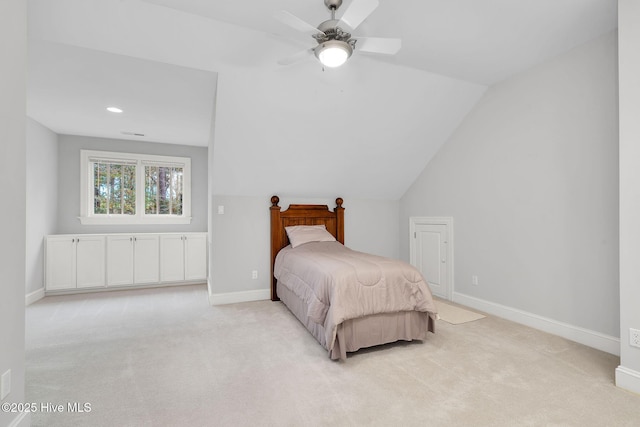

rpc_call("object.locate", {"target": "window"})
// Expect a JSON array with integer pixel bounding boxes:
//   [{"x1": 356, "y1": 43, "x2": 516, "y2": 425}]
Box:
[
  {"x1": 93, "y1": 160, "x2": 137, "y2": 215},
  {"x1": 144, "y1": 163, "x2": 183, "y2": 216},
  {"x1": 80, "y1": 150, "x2": 191, "y2": 225}
]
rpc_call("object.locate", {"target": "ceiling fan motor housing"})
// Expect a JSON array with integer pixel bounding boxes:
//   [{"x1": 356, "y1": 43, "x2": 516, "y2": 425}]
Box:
[{"x1": 317, "y1": 19, "x2": 341, "y2": 34}]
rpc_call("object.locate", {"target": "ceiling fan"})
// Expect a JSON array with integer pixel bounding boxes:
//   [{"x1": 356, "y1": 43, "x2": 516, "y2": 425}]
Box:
[{"x1": 275, "y1": 0, "x2": 401, "y2": 68}]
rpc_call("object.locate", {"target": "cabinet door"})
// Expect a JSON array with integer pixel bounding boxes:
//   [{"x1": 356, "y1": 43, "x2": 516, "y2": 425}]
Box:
[
  {"x1": 46, "y1": 236, "x2": 76, "y2": 290},
  {"x1": 134, "y1": 235, "x2": 159, "y2": 284},
  {"x1": 184, "y1": 234, "x2": 207, "y2": 281},
  {"x1": 76, "y1": 235, "x2": 106, "y2": 289},
  {"x1": 160, "y1": 234, "x2": 185, "y2": 282},
  {"x1": 107, "y1": 235, "x2": 134, "y2": 286}
]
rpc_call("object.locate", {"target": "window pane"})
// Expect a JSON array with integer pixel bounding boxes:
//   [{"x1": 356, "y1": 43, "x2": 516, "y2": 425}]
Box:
[
  {"x1": 159, "y1": 167, "x2": 170, "y2": 214},
  {"x1": 94, "y1": 163, "x2": 107, "y2": 214},
  {"x1": 109, "y1": 164, "x2": 122, "y2": 214},
  {"x1": 123, "y1": 165, "x2": 136, "y2": 215},
  {"x1": 145, "y1": 166, "x2": 158, "y2": 214},
  {"x1": 172, "y1": 167, "x2": 183, "y2": 215},
  {"x1": 92, "y1": 161, "x2": 135, "y2": 215},
  {"x1": 145, "y1": 165, "x2": 183, "y2": 216}
]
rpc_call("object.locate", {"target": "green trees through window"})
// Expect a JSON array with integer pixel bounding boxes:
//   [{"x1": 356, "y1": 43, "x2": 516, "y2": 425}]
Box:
[
  {"x1": 144, "y1": 165, "x2": 183, "y2": 216},
  {"x1": 82, "y1": 150, "x2": 191, "y2": 225},
  {"x1": 93, "y1": 162, "x2": 136, "y2": 215}
]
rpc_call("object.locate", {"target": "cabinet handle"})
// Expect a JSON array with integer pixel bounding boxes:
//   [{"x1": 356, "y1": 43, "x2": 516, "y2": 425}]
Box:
[
  {"x1": 130, "y1": 237, "x2": 133, "y2": 242},
  {"x1": 72, "y1": 238, "x2": 75, "y2": 243},
  {"x1": 134, "y1": 237, "x2": 137, "y2": 242}
]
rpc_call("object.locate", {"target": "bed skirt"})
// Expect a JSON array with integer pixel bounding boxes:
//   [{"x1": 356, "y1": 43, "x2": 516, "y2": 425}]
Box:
[{"x1": 277, "y1": 281, "x2": 434, "y2": 360}]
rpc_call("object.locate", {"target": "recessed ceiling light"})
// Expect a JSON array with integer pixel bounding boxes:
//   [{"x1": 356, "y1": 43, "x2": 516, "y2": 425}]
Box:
[{"x1": 106, "y1": 106, "x2": 123, "y2": 113}]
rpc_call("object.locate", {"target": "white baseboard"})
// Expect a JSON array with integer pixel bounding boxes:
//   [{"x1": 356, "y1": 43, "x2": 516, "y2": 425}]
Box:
[
  {"x1": 453, "y1": 292, "x2": 620, "y2": 356},
  {"x1": 44, "y1": 281, "x2": 205, "y2": 297},
  {"x1": 209, "y1": 288, "x2": 270, "y2": 305},
  {"x1": 615, "y1": 365, "x2": 640, "y2": 395},
  {"x1": 8, "y1": 411, "x2": 30, "y2": 427},
  {"x1": 25, "y1": 287, "x2": 45, "y2": 306}
]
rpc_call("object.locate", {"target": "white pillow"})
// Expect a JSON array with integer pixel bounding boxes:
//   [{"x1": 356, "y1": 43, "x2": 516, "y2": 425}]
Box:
[{"x1": 285, "y1": 225, "x2": 336, "y2": 248}]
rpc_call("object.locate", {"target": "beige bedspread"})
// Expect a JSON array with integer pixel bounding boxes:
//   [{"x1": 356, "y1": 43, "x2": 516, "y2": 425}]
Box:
[{"x1": 274, "y1": 241, "x2": 438, "y2": 355}]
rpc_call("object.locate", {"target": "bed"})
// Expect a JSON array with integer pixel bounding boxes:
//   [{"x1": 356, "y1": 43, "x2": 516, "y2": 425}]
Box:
[{"x1": 270, "y1": 195, "x2": 437, "y2": 360}]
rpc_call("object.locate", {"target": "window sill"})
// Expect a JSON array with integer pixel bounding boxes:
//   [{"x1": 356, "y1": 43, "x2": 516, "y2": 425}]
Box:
[{"x1": 78, "y1": 216, "x2": 192, "y2": 225}]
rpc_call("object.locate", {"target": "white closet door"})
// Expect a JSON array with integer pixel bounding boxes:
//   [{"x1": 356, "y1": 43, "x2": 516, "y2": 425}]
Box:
[
  {"x1": 410, "y1": 218, "x2": 453, "y2": 300},
  {"x1": 415, "y1": 224, "x2": 448, "y2": 298}
]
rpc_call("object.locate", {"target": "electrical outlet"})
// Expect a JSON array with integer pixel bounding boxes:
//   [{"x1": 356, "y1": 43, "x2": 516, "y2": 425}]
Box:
[
  {"x1": 472, "y1": 275, "x2": 479, "y2": 286},
  {"x1": 1, "y1": 369, "x2": 10, "y2": 400},
  {"x1": 251, "y1": 270, "x2": 258, "y2": 280},
  {"x1": 630, "y1": 328, "x2": 640, "y2": 348}
]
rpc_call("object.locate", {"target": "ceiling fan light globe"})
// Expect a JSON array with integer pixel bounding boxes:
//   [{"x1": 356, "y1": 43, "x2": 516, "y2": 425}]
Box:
[
  {"x1": 315, "y1": 40, "x2": 352, "y2": 68},
  {"x1": 319, "y1": 47, "x2": 348, "y2": 67}
]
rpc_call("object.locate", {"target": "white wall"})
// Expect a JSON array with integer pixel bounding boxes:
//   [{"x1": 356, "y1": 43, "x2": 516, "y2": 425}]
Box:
[
  {"x1": 211, "y1": 65, "x2": 485, "y2": 201},
  {"x1": 56, "y1": 135, "x2": 208, "y2": 234},
  {"x1": 210, "y1": 195, "x2": 399, "y2": 297},
  {"x1": 0, "y1": 0, "x2": 28, "y2": 426},
  {"x1": 400, "y1": 32, "x2": 619, "y2": 339},
  {"x1": 616, "y1": 0, "x2": 640, "y2": 394},
  {"x1": 26, "y1": 118, "x2": 58, "y2": 296}
]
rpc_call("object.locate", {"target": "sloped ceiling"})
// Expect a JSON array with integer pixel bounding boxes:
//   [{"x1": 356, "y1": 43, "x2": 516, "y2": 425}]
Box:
[
  {"x1": 28, "y1": 41, "x2": 217, "y2": 145},
  {"x1": 27, "y1": 0, "x2": 617, "y2": 199}
]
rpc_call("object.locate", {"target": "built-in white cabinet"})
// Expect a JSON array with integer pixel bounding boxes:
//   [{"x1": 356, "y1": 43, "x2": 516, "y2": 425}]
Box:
[
  {"x1": 134, "y1": 235, "x2": 161, "y2": 284},
  {"x1": 106, "y1": 235, "x2": 134, "y2": 287},
  {"x1": 160, "y1": 234, "x2": 185, "y2": 283},
  {"x1": 160, "y1": 233, "x2": 207, "y2": 283},
  {"x1": 184, "y1": 234, "x2": 208, "y2": 281},
  {"x1": 46, "y1": 235, "x2": 106, "y2": 290},
  {"x1": 106, "y1": 234, "x2": 160, "y2": 286},
  {"x1": 46, "y1": 232, "x2": 207, "y2": 293}
]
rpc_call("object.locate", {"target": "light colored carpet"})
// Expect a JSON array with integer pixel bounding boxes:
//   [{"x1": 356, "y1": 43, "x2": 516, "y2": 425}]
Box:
[
  {"x1": 435, "y1": 299, "x2": 486, "y2": 324},
  {"x1": 25, "y1": 285, "x2": 640, "y2": 427}
]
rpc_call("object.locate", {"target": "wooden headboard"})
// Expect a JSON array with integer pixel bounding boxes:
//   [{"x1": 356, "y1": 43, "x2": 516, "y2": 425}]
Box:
[{"x1": 270, "y1": 195, "x2": 344, "y2": 301}]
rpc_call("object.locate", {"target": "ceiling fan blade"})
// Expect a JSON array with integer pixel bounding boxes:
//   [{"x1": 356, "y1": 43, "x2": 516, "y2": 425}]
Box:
[
  {"x1": 266, "y1": 32, "x2": 311, "y2": 50},
  {"x1": 339, "y1": 0, "x2": 379, "y2": 30},
  {"x1": 277, "y1": 49, "x2": 314, "y2": 66},
  {"x1": 356, "y1": 37, "x2": 401, "y2": 55},
  {"x1": 275, "y1": 10, "x2": 323, "y2": 36}
]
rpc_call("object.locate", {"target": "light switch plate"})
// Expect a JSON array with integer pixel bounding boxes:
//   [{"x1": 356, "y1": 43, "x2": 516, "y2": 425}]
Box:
[{"x1": 217, "y1": 205, "x2": 224, "y2": 215}]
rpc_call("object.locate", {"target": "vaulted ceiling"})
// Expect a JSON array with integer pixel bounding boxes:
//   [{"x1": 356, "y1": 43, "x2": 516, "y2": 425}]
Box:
[{"x1": 27, "y1": 0, "x2": 617, "y2": 199}]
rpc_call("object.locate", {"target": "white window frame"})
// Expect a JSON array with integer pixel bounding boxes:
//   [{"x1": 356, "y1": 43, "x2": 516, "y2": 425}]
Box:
[{"x1": 80, "y1": 150, "x2": 192, "y2": 225}]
